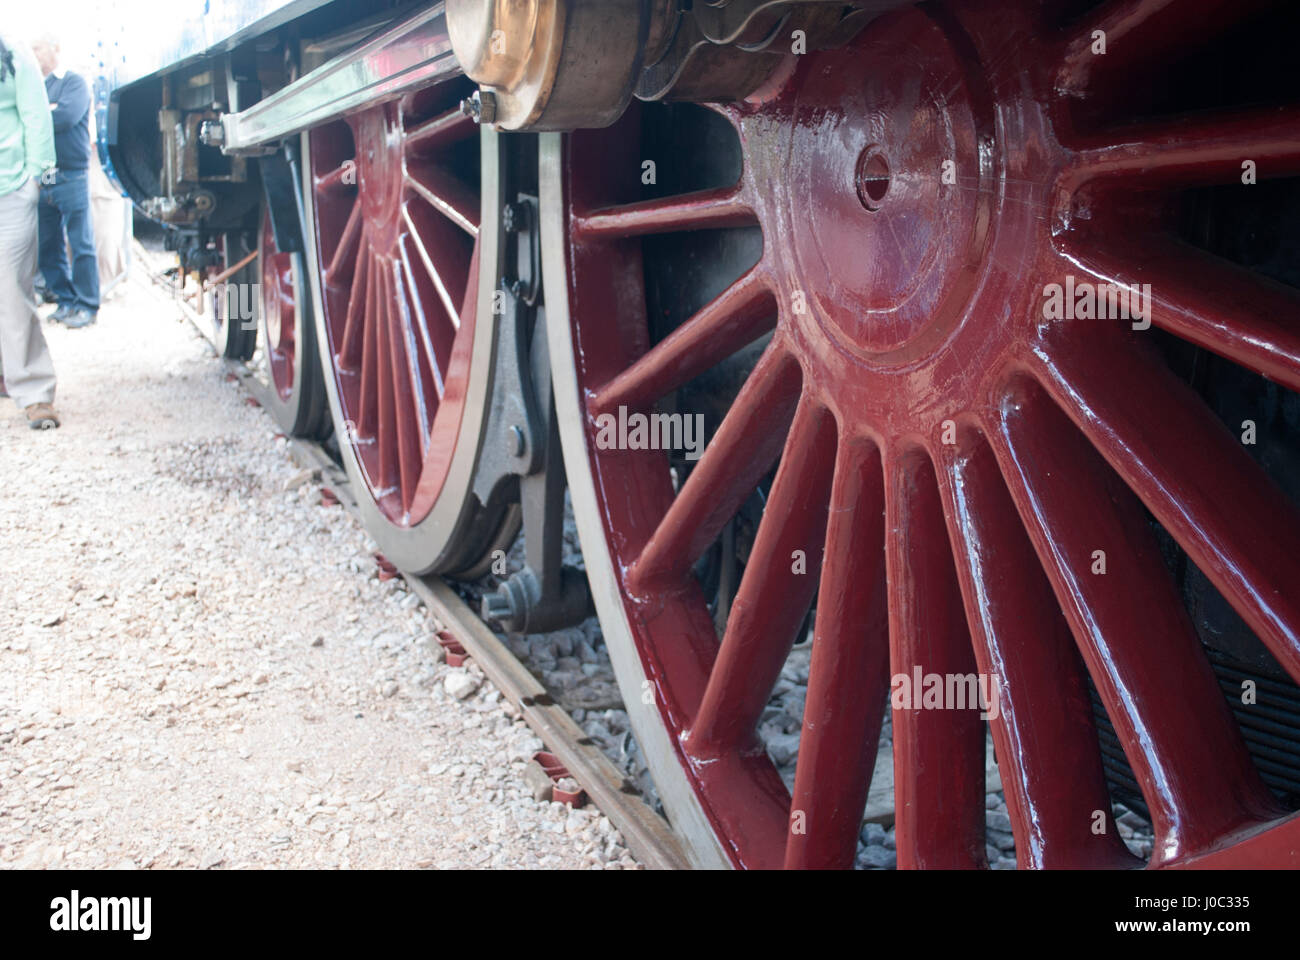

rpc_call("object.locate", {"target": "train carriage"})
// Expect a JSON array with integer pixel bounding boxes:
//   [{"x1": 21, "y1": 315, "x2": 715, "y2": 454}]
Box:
[{"x1": 105, "y1": 0, "x2": 1300, "y2": 869}]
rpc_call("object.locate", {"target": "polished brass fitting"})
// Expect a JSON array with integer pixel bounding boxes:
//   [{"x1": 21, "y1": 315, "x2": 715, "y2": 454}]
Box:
[
  {"x1": 446, "y1": 0, "x2": 651, "y2": 131},
  {"x1": 446, "y1": 0, "x2": 564, "y2": 130}
]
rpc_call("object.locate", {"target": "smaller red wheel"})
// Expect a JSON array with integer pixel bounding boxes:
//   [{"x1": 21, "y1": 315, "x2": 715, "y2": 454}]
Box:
[
  {"x1": 210, "y1": 232, "x2": 257, "y2": 361},
  {"x1": 258, "y1": 211, "x2": 331, "y2": 438}
]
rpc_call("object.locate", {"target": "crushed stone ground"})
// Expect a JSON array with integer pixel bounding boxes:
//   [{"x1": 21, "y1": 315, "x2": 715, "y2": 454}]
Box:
[{"x1": 0, "y1": 272, "x2": 640, "y2": 870}]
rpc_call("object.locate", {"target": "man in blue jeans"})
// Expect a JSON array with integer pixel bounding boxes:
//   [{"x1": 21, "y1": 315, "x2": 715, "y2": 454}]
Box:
[{"x1": 32, "y1": 35, "x2": 98, "y2": 330}]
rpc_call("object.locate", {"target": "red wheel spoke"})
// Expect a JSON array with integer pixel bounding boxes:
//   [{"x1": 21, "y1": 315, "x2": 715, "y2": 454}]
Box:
[
  {"x1": 936, "y1": 432, "x2": 1136, "y2": 868},
  {"x1": 1031, "y1": 328, "x2": 1300, "y2": 685},
  {"x1": 316, "y1": 161, "x2": 354, "y2": 193},
  {"x1": 1056, "y1": 0, "x2": 1271, "y2": 98},
  {"x1": 374, "y1": 261, "x2": 399, "y2": 498},
  {"x1": 627, "y1": 345, "x2": 802, "y2": 592},
  {"x1": 686, "y1": 397, "x2": 836, "y2": 757},
  {"x1": 988, "y1": 377, "x2": 1278, "y2": 864},
  {"x1": 402, "y1": 208, "x2": 463, "y2": 332},
  {"x1": 886, "y1": 449, "x2": 986, "y2": 869},
  {"x1": 1061, "y1": 107, "x2": 1300, "y2": 189},
  {"x1": 397, "y1": 243, "x2": 446, "y2": 403},
  {"x1": 357, "y1": 251, "x2": 380, "y2": 438},
  {"x1": 326, "y1": 202, "x2": 363, "y2": 279},
  {"x1": 407, "y1": 164, "x2": 479, "y2": 237},
  {"x1": 573, "y1": 186, "x2": 754, "y2": 241},
  {"x1": 405, "y1": 107, "x2": 478, "y2": 153},
  {"x1": 338, "y1": 241, "x2": 371, "y2": 369},
  {"x1": 1066, "y1": 238, "x2": 1300, "y2": 394},
  {"x1": 785, "y1": 441, "x2": 890, "y2": 870},
  {"x1": 385, "y1": 258, "x2": 425, "y2": 510},
  {"x1": 590, "y1": 267, "x2": 776, "y2": 417}
]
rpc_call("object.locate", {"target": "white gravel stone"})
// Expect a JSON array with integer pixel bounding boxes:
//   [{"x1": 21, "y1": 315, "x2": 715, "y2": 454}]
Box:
[{"x1": 443, "y1": 671, "x2": 481, "y2": 701}]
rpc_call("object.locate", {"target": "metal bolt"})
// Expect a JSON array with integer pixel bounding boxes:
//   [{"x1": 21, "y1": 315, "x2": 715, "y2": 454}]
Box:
[
  {"x1": 502, "y1": 202, "x2": 528, "y2": 234},
  {"x1": 460, "y1": 89, "x2": 499, "y2": 126},
  {"x1": 199, "y1": 119, "x2": 225, "y2": 147},
  {"x1": 482, "y1": 591, "x2": 514, "y2": 624},
  {"x1": 478, "y1": 89, "x2": 498, "y2": 124},
  {"x1": 507, "y1": 424, "x2": 526, "y2": 457}
]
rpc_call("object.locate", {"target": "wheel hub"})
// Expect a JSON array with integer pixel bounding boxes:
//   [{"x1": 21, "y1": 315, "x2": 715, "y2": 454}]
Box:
[
  {"x1": 354, "y1": 105, "x2": 406, "y2": 250},
  {"x1": 761, "y1": 7, "x2": 1018, "y2": 437},
  {"x1": 782, "y1": 9, "x2": 991, "y2": 364}
]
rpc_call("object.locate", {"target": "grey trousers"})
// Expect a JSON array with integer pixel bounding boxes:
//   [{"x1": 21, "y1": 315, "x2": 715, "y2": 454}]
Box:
[{"x1": 0, "y1": 177, "x2": 56, "y2": 408}]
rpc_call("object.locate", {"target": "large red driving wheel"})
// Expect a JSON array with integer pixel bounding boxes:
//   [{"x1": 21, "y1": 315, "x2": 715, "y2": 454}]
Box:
[
  {"x1": 544, "y1": 0, "x2": 1300, "y2": 868},
  {"x1": 303, "y1": 79, "x2": 518, "y2": 576},
  {"x1": 259, "y1": 211, "x2": 331, "y2": 438}
]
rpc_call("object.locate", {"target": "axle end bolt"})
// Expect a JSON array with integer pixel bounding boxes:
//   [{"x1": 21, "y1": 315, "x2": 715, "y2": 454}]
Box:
[
  {"x1": 199, "y1": 119, "x2": 225, "y2": 147},
  {"x1": 460, "y1": 89, "x2": 498, "y2": 126},
  {"x1": 482, "y1": 591, "x2": 514, "y2": 625}
]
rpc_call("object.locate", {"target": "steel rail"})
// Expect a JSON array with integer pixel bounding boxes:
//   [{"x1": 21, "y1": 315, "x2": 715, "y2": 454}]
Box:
[{"x1": 219, "y1": 3, "x2": 462, "y2": 154}]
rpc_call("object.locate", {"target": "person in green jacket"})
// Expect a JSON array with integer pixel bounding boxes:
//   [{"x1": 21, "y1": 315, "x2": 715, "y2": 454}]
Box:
[{"x1": 0, "y1": 33, "x2": 59, "y2": 429}]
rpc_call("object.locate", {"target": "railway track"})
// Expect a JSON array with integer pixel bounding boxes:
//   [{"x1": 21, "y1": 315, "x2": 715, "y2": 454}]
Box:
[{"x1": 133, "y1": 248, "x2": 690, "y2": 870}]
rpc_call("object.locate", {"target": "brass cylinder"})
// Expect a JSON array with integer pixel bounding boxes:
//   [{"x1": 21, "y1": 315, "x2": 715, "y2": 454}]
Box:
[{"x1": 446, "y1": 0, "x2": 650, "y2": 131}]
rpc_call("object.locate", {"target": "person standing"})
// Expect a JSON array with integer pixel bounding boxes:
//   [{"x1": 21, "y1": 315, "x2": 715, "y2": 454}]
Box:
[
  {"x1": 0, "y1": 33, "x2": 59, "y2": 429},
  {"x1": 32, "y1": 34, "x2": 98, "y2": 330}
]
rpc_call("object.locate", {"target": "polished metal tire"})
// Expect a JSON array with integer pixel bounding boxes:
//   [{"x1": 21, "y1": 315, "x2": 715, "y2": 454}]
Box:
[{"x1": 257, "y1": 210, "x2": 332, "y2": 439}]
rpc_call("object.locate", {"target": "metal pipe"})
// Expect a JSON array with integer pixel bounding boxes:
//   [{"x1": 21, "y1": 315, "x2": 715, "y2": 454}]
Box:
[{"x1": 201, "y1": 250, "x2": 259, "y2": 292}]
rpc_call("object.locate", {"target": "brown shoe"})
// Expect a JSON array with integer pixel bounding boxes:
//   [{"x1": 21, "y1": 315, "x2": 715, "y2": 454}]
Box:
[
  {"x1": 0, "y1": 378, "x2": 7, "y2": 398},
  {"x1": 25, "y1": 403, "x2": 59, "y2": 430}
]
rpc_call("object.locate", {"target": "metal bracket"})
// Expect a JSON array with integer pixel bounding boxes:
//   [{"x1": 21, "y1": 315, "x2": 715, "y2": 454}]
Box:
[
  {"x1": 258, "y1": 141, "x2": 305, "y2": 256},
  {"x1": 475, "y1": 191, "x2": 593, "y2": 635}
]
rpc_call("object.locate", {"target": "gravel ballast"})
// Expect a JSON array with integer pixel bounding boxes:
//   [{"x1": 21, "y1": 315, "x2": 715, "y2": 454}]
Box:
[{"x1": 0, "y1": 274, "x2": 639, "y2": 870}]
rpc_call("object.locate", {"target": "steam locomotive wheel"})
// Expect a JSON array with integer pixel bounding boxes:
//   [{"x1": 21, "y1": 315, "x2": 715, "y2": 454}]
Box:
[
  {"x1": 302, "y1": 82, "x2": 518, "y2": 576},
  {"x1": 543, "y1": 0, "x2": 1300, "y2": 868},
  {"x1": 212, "y1": 232, "x2": 258, "y2": 361},
  {"x1": 258, "y1": 212, "x2": 331, "y2": 438}
]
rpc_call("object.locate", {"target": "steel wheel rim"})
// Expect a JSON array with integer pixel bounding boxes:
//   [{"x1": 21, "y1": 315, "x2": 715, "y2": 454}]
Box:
[
  {"x1": 545, "y1": 1, "x2": 1300, "y2": 869},
  {"x1": 261, "y1": 212, "x2": 297, "y2": 402}
]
